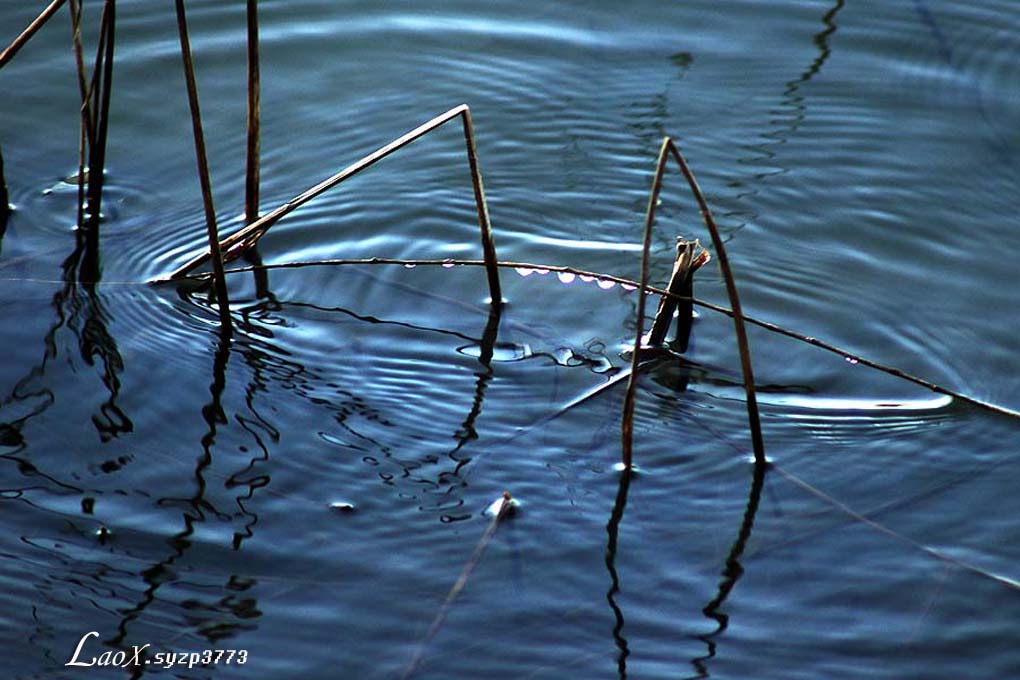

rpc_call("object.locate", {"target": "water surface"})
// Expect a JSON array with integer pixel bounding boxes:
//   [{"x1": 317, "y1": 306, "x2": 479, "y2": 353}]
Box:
[{"x1": 2, "y1": 1, "x2": 1019, "y2": 678}]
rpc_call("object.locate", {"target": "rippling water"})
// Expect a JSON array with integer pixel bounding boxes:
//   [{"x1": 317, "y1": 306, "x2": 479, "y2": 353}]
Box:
[{"x1": 2, "y1": 1, "x2": 1019, "y2": 678}]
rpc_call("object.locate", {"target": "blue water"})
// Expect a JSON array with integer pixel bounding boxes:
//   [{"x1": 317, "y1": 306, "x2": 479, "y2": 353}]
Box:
[{"x1": 2, "y1": 1, "x2": 1020, "y2": 678}]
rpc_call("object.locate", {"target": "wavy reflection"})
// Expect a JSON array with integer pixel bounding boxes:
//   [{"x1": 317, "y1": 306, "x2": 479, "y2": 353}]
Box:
[
  {"x1": 605, "y1": 467, "x2": 633, "y2": 678},
  {"x1": 688, "y1": 461, "x2": 767, "y2": 678},
  {"x1": 1, "y1": 228, "x2": 129, "y2": 485},
  {"x1": 729, "y1": 0, "x2": 846, "y2": 230},
  {"x1": 226, "y1": 285, "x2": 502, "y2": 522},
  {"x1": 109, "y1": 328, "x2": 263, "y2": 675}
]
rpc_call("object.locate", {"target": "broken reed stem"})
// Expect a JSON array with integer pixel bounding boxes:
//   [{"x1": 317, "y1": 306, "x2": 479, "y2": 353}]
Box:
[
  {"x1": 166, "y1": 104, "x2": 503, "y2": 305},
  {"x1": 621, "y1": 138, "x2": 671, "y2": 469},
  {"x1": 177, "y1": 256, "x2": 1020, "y2": 423},
  {"x1": 0, "y1": 0, "x2": 67, "y2": 70},
  {"x1": 646, "y1": 239, "x2": 704, "y2": 349},
  {"x1": 244, "y1": 0, "x2": 260, "y2": 226},
  {"x1": 665, "y1": 140, "x2": 766, "y2": 466},
  {"x1": 174, "y1": 0, "x2": 231, "y2": 330},
  {"x1": 401, "y1": 492, "x2": 514, "y2": 680}
]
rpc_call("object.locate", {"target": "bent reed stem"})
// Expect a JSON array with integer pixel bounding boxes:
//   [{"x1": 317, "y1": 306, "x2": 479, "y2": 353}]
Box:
[
  {"x1": 664, "y1": 139, "x2": 765, "y2": 465},
  {"x1": 621, "y1": 138, "x2": 671, "y2": 469},
  {"x1": 167, "y1": 104, "x2": 503, "y2": 304}
]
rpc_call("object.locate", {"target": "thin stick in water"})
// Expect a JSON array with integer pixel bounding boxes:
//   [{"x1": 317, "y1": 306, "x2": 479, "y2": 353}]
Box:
[
  {"x1": 621, "y1": 138, "x2": 671, "y2": 469},
  {"x1": 67, "y1": 0, "x2": 94, "y2": 144},
  {"x1": 174, "y1": 0, "x2": 231, "y2": 329},
  {"x1": 460, "y1": 106, "x2": 501, "y2": 303},
  {"x1": 646, "y1": 238, "x2": 707, "y2": 349},
  {"x1": 84, "y1": 0, "x2": 115, "y2": 243},
  {"x1": 0, "y1": 0, "x2": 67, "y2": 70},
  {"x1": 244, "y1": 0, "x2": 260, "y2": 226},
  {"x1": 401, "y1": 492, "x2": 514, "y2": 680}
]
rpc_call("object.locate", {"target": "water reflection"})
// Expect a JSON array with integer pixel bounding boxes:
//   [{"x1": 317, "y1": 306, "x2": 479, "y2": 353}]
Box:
[
  {"x1": 688, "y1": 461, "x2": 767, "y2": 678},
  {"x1": 732, "y1": 0, "x2": 846, "y2": 225},
  {"x1": 604, "y1": 467, "x2": 633, "y2": 678},
  {"x1": 1, "y1": 224, "x2": 128, "y2": 462},
  {"x1": 227, "y1": 279, "x2": 503, "y2": 522}
]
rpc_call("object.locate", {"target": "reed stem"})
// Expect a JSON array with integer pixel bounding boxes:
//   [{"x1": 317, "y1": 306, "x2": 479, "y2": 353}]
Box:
[
  {"x1": 83, "y1": 0, "x2": 115, "y2": 242},
  {"x1": 244, "y1": 0, "x2": 260, "y2": 227},
  {"x1": 621, "y1": 138, "x2": 671, "y2": 469},
  {"x1": 174, "y1": 0, "x2": 231, "y2": 330},
  {"x1": 67, "y1": 0, "x2": 94, "y2": 145},
  {"x1": 401, "y1": 492, "x2": 514, "y2": 679},
  {"x1": 0, "y1": 0, "x2": 67, "y2": 70},
  {"x1": 646, "y1": 239, "x2": 706, "y2": 349},
  {"x1": 167, "y1": 105, "x2": 503, "y2": 305}
]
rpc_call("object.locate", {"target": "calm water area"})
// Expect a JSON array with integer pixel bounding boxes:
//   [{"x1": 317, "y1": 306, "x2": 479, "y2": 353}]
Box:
[{"x1": 2, "y1": 1, "x2": 1019, "y2": 678}]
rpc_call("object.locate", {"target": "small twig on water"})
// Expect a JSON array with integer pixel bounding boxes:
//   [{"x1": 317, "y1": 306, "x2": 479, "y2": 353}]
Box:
[{"x1": 401, "y1": 492, "x2": 515, "y2": 680}]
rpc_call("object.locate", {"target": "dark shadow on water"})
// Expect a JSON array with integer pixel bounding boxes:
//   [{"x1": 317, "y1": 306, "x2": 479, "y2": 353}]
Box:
[{"x1": 1, "y1": 217, "x2": 130, "y2": 465}]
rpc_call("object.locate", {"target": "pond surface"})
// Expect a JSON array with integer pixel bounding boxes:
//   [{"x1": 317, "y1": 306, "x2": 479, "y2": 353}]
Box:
[{"x1": 2, "y1": 1, "x2": 1020, "y2": 678}]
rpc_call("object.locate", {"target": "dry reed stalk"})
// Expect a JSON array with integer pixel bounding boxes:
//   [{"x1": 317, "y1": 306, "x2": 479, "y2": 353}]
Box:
[
  {"x1": 68, "y1": 0, "x2": 92, "y2": 143},
  {"x1": 401, "y1": 492, "x2": 514, "y2": 680},
  {"x1": 646, "y1": 239, "x2": 707, "y2": 349},
  {"x1": 174, "y1": 0, "x2": 231, "y2": 329},
  {"x1": 0, "y1": 0, "x2": 67, "y2": 69},
  {"x1": 244, "y1": 0, "x2": 260, "y2": 226},
  {"x1": 83, "y1": 0, "x2": 114, "y2": 242},
  {"x1": 166, "y1": 104, "x2": 503, "y2": 304},
  {"x1": 621, "y1": 138, "x2": 671, "y2": 469},
  {"x1": 67, "y1": 0, "x2": 88, "y2": 232},
  {"x1": 664, "y1": 140, "x2": 766, "y2": 465}
]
